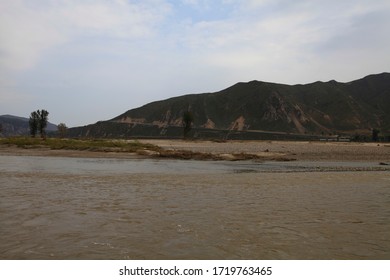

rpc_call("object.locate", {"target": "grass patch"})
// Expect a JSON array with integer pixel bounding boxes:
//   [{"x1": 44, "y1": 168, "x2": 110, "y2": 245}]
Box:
[
  {"x1": 0, "y1": 137, "x2": 161, "y2": 153},
  {"x1": 0, "y1": 137, "x2": 297, "y2": 161}
]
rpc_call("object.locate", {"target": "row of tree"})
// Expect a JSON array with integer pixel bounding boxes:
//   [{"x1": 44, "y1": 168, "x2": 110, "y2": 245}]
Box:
[
  {"x1": 29, "y1": 109, "x2": 49, "y2": 138},
  {"x1": 28, "y1": 109, "x2": 68, "y2": 138}
]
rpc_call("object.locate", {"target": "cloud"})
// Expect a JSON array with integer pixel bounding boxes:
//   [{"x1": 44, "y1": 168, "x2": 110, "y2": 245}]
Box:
[
  {"x1": 57, "y1": 0, "x2": 172, "y2": 38},
  {"x1": 1, "y1": 0, "x2": 389, "y2": 126},
  {"x1": 172, "y1": 0, "x2": 390, "y2": 83},
  {"x1": 2, "y1": 0, "x2": 388, "y2": 77},
  {"x1": 0, "y1": 0, "x2": 66, "y2": 71},
  {"x1": 0, "y1": 0, "x2": 172, "y2": 71}
]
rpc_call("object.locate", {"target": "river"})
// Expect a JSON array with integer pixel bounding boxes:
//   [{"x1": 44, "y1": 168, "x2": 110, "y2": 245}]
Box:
[{"x1": 1, "y1": 155, "x2": 389, "y2": 259}]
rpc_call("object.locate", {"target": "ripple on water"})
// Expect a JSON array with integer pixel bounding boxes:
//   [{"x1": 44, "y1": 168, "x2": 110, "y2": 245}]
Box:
[{"x1": 1, "y1": 155, "x2": 390, "y2": 259}]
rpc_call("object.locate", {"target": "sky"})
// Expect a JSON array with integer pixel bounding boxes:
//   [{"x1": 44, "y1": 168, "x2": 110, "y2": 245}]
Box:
[{"x1": 1, "y1": 0, "x2": 389, "y2": 127}]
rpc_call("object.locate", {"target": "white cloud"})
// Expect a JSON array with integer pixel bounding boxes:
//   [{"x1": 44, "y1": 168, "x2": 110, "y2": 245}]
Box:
[
  {"x1": 172, "y1": 0, "x2": 390, "y2": 83},
  {"x1": 57, "y1": 0, "x2": 171, "y2": 38},
  {"x1": 1, "y1": 0, "x2": 389, "y2": 125},
  {"x1": 0, "y1": 0, "x2": 171, "y2": 71},
  {"x1": 0, "y1": 0, "x2": 66, "y2": 71}
]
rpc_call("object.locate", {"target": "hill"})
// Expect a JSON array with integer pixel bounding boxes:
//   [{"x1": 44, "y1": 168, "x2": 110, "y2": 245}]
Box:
[
  {"x1": 0, "y1": 115, "x2": 57, "y2": 137},
  {"x1": 68, "y1": 73, "x2": 390, "y2": 139}
]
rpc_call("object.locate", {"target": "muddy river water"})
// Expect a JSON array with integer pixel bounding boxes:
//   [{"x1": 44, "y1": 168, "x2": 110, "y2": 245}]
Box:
[{"x1": 1, "y1": 155, "x2": 389, "y2": 259}]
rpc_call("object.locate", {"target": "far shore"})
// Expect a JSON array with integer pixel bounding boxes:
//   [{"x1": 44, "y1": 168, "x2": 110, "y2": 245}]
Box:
[
  {"x1": 143, "y1": 139, "x2": 390, "y2": 162},
  {"x1": 1, "y1": 138, "x2": 390, "y2": 163}
]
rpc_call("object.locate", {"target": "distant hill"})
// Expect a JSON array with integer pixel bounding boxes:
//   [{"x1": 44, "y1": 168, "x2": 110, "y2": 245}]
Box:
[
  {"x1": 68, "y1": 73, "x2": 390, "y2": 139},
  {"x1": 0, "y1": 115, "x2": 57, "y2": 137}
]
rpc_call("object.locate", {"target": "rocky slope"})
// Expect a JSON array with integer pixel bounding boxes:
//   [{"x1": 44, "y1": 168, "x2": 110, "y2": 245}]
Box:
[{"x1": 69, "y1": 73, "x2": 390, "y2": 139}]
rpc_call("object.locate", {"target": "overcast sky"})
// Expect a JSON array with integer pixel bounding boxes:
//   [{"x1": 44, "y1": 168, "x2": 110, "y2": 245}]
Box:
[{"x1": 1, "y1": 0, "x2": 389, "y2": 127}]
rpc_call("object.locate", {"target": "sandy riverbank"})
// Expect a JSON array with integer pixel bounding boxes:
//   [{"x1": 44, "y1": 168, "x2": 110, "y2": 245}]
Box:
[
  {"x1": 143, "y1": 139, "x2": 390, "y2": 162},
  {"x1": 1, "y1": 139, "x2": 390, "y2": 162}
]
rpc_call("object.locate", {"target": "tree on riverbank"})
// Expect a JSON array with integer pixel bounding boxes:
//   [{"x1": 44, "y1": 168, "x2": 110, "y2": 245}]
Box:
[
  {"x1": 57, "y1": 123, "x2": 67, "y2": 138},
  {"x1": 29, "y1": 110, "x2": 49, "y2": 138},
  {"x1": 38, "y1": 110, "x2": 49, "y2": 138},
  {"x1": 29, "y1": 111, "x2": 39, "y2": 137},
  {"x1": 182, "y1": 111, "x2": 193, "y2": 139}
]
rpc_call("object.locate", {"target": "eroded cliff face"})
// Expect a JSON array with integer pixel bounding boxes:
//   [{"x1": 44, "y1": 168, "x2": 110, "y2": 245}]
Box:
[
  {"x1": 253, "y1": 90, "x2": 347, "y2": 134},
  {"x1": 203, "y1": 119, "x2": 216, "y2": 129},
  {"x1": 259, "y1": 92, "x2": 310, "y2": 133},
  {"x1": 116, "y1": 110, "x2": 183, "y2": 128},
  {"x1": 261, "y1": 92, "x2": 289, "y2": 122},
  {"x1": 118, "y1": 117, "x2": 146, "y2": 124},
  {"x1": 112, "y1": 91, "x2": 371, "y2": 135},
  {"x1": 229, "y1": 116, "x2": 247, "y2": 131}
]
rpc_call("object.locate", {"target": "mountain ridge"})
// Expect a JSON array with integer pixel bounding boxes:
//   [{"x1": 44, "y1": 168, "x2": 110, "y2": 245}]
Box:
[{"x1": 68, "y1": 72, "x2": 389, "y2": 139}]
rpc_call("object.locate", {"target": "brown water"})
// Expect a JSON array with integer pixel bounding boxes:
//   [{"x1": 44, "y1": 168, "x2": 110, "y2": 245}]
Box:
[{"x1": 1, "y1": 156, "x2": 389, "y2": 259}]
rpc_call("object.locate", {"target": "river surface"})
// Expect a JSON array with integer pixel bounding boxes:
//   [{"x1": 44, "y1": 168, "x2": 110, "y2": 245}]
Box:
[{"x1": 1, "y1": 155, "x2": 389, "y2": 259}]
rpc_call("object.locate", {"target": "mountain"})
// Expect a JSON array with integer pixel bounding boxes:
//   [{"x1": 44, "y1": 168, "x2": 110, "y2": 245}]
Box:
[
  {"x1": 68, "y1": 73, "x2": 390, "y2": 139},
  {"x1": 0, "y1": 115, "x2": 57, "y2": 137}
]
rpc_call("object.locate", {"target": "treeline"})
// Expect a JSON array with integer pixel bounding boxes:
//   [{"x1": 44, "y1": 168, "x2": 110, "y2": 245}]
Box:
[{"x1": 28, "y1": 109, "x2": 67, "y2": 139}]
